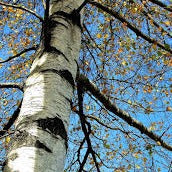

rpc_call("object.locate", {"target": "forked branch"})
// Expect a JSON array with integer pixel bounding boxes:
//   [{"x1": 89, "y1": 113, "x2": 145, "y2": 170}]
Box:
[
  {"x1": 77, "y1": 74, "x2": 172, "y2": 151},
  {"x1": 77, "y1": 79, "x2": 100, "y2": 172},
  {"x1": 87, "y1": 0, "x2": 172, "y2": 54}
]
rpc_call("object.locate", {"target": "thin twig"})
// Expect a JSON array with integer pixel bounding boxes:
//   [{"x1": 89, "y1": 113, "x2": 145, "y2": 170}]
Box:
[
  {"x1": 87, "y1": 0, "x2": 172, "y2": 53},
  {"x1": 0, "y1": 46, "x2": 37, "y2": 64},
  {"x1": 78, "y1": 74, "x2": 172, "y2": 151},
  {"x1": 0, "y1": 2, "x2": 43, "y2": 21}
]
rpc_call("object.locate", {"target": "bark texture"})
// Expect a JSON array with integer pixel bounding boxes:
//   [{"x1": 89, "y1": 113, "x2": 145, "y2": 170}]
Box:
[{"x1": 4, "y1": 0, "x2": 84, "y2": 171}]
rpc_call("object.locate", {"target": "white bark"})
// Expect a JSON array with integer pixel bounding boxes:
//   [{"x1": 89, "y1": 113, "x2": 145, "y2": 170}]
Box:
[{"x1": 4, "y1": 0, "x2": 84, "y2": 171}]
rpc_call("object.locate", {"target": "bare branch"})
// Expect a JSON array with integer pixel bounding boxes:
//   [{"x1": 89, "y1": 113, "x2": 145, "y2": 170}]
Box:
[
  {"x1": 0, "y1": 83, "x2": 24, "y2": 91},
  {"x1": 86, "y1": 115, "x2": 126, "y2": 132},
  {"x1": 87, "y1": 0, "x2": 172, "y2": 54},
  {"x1": 77, "y1": 79, "x2": 100, "y2": 172},
  {"x1": 0, "y1": 46, "x2": 37, "y2": 64},
  {"x1": 138, "y1": 1, "x2": 172, "y2": 38},
  {"x1": 77, "y1": 74, "x2": 172, "y2": 151},
  {"x1": 0, "y1": 2, "x2": 43, "y2": 22},
  {"x1": 148, "y1": 0, "x2": 172, "y2": 12},
  {"x1": 78, "y1": 149, "x2": 89, "y2": 172},
  {"x1": 142, "y1": 9, "x2": 172, "y2": 38}
]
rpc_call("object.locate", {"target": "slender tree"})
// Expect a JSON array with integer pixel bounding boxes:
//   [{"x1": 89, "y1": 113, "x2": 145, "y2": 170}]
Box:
[{"x1": 0, "y1": 0, "x2": 171, "y2": 171}]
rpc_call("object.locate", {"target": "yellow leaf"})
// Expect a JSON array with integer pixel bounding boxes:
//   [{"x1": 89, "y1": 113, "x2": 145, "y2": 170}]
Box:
[
  {"x1": 86, "y1": 105, "x2": 90, "y2": 111},
  {"x1": 8, "y1": 7, "x2": 14, "y2": 13},
  {"x1": 136, "y1": 165, "x2": 140, "y2": 169},
  {"x1": 143, "y1": 76, "x2": 149, "y2": 80},
  {"x1": 118, "y1": 48, "x2": 123, "y2": 54},
  {"x1": 5, "y1": 136, "x2": 11, "y2": 144},
  {"x1": 157, "y1": 141, "x2": 161, "y2": 146},
  {"x1": 152, "y1": 43, "x2": 157, "y2": 50},
  {"x1": 17, "y1": 9, "x2": 24, "y2": 15},
  {"x1": 104, "y1": 34, "x2": 109, "y2": 39},
  {"x1": 105, "y1": 17, "x2": 110, "y2": 22},
  {"x1": 143, "y1": 157, "x2": 147, "y2": 163},
  {"x1": 166, "y1": 106, "x2": 172, "y2": 111},
  {"x1": 13, "y1": 49, "x2": 17, "y2": 55},
  {"x1": 164, "y1": 21, "x2": 170, "y2": 26},
  {"x1": 128, "y1": 100, "x2": 132, "y2": 104},
  {"x1": 96, "y1": 33, "x2": 102, "y2": 38},
  {"x1": 3, "y1": 100, "x2": 8, "y2": 106}
]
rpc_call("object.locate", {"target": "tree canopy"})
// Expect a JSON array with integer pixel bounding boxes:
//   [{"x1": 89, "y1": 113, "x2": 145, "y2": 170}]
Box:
[{"x1": 0, "y1": 0, "x2": 172, "y2": 171}]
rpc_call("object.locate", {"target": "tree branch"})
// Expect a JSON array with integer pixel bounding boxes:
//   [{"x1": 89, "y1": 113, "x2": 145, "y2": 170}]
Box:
[
  {"x1": 77, "y1": 74, "x2": 172, "y2": 151},
  {"x1": 148, "y1": 0, "x2": 172, "y2": 12},
  {"x1": 86, "y1": 115, "x2": 126, "y2": 133},
  {"x1": 77, "y1": 78, "x2": 100, "y2": 172},
  {"x1": 0, "y1": 83, "x2": 24, "y2": 91},
  {"x1": 0, "y1": 100, "x2": 22, "y2": 137},
  {"x1": 0, "y1": 2, "x2": 43, "y2": 22},
  {"x1": 78, "y1": 149, "x2": 89, "y2": 172},
  {"x1": 0, "y1": 46, "x2": 37, "y2": 64},
  {"x1": 87, "y1": 0, "x2": 172, "y2": 54},
  {"x1": 142, "y1": 9, "x2": 172, "y2": 38}
]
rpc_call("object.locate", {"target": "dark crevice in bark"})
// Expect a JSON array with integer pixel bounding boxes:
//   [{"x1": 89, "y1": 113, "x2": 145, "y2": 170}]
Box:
[
  {"x1": 48, "y1": 19, "x2": 68, "y2": 29},
  {"x1": 8, "y1": 130, "x2": 53, "y2": 153},
  {"x1": 35, "y1": 140, "x2": 52, "y2": 153},
  {"x1": 36, "y1": 117, "x2": 68, "y2": 149},
  {"x1": 44, "y1": 46, "x2": 69, "y2": 62},
  {"x1": 52, "y1": 10, "x2": 81, "y2": 27},
  {"x1": 41, "y1": 69, "x2": 75, "y2": 88},
  {"x1": 58, "y1": 70, "x2": 75, "y2": 88},
  {"x1": 2, "y1": 160, "x2": 13, "y2": 172}
]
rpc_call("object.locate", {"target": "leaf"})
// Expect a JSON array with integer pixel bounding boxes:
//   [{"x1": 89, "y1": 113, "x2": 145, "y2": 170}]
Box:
[
  {"x1": 104, "y1": 34, "x2": 109, "y2": 39},
  {"x1": 164, "y1": 21, "x2": 170, "y2": 26},
  {"x1": 85, "y1": 105, "x2": 90, "y2": 111},
  {"x1": 8, "y1": 7, "x2": 14, "y2": 13},
  {"x1": 5, "y1": 136, "x2": 11, "y2": 144},
  {"x1": 3, "y1": 100, "x2": 8, "y2": 106},
  {"x1": 128, "y1": 100, "x2": 132, "y2": 104},
  {"x1": 121, "y1": 60, "x2": 128, "y2": 66},
  {"x1": 96, "y1": 33, "x2": 102, "y2": 38},
  {"x1": 104, "y1": 144, "x2": 110, "y2": 149},
  {"x1": 118, "y1": 48, "x2": 124, "y2": 54},
  {"x1": 166, "y1": 106, "x2": 172, "y2": 111},
  {"x1": 102, "y1": 88, "x2": 108, "y2": 94},
  {"x1": 157, "y1": 141, "x2": 161, "y2": 146},
  {"x1": 135, "y1": 165, "x2": 140, "y2": 169},
  {"x1": 152, "y1": 43, "x2": 157, "y2": 50}
]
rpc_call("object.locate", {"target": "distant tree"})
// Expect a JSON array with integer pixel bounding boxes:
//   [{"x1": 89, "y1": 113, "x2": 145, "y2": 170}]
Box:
[{"x1": 0, "y1": 0, "x2": 171, "y2": 171}]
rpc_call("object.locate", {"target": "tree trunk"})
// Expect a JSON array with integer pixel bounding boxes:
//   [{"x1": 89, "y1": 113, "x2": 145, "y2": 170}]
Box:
[{"x1": 4, "y1": 0, "x2": 84, "y2": 171}]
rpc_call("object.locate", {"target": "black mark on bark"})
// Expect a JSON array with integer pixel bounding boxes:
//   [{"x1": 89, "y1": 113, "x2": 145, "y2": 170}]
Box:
[
  {"x1": 36, "y1": 117, "x2": 68, "y2": 149},
  {"x1": 58, "y1": 70, "x2": 75, "y2": 88},
  {"x1": 35, "y1": 140, "x2": 52, "y2": 153},
  {"x1": 44, "y1": 46, "x2": 69, "y2": 62},
  {"x1": 52, "y1": 10, "x2": 81, "y2": 27},
  {"x1": 41, "y1": 69, "x2": 75, "y2": 88}
]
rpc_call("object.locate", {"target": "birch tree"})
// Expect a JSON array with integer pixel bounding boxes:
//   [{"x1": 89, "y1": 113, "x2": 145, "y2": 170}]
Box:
[{"x1": 0, "y1": 0, "x2": 171, "y2": 171}]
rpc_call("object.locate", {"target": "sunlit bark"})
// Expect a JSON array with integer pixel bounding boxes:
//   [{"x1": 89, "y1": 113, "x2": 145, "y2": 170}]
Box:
[{"x1": 3, "y1": 0, "x2": 84, "y2": 171}]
